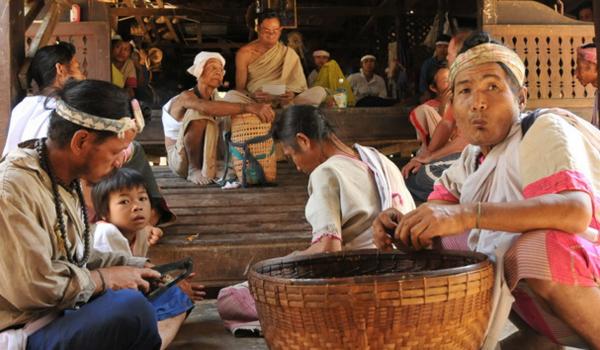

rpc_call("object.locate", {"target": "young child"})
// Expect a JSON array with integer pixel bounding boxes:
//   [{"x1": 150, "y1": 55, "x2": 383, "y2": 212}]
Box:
[
  {"x1": 576, "y1": 43, "x2": 598, "y2": 128},
  {"x1": 92, "y1": 167, "x2": 158, "y2": 256},
  {"x1": 92, "y1": 168, "x2": 206, "y2": 301}
]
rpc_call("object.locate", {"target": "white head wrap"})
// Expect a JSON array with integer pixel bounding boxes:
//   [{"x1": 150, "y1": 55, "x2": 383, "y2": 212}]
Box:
[
  {"x1": 360, "y1": 54, "x2": 376, "y2": 63},
  {"x1": 313, "y1": 50, "x2": 330, "y2": 58},
  {"x1": 187, "y1": 52, "x2": 226, "y2": 79},
  {"x1": 449, "y1": 43, "x2": 525, "y2": 87}
]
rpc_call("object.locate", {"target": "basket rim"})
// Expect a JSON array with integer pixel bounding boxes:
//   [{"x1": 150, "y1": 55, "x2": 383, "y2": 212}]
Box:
[{"x1": 248, "y1": 249, "x2": 492, "y2": 285}]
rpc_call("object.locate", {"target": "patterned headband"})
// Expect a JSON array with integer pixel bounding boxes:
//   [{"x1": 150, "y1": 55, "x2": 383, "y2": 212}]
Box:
[
  {"x1": 54, "y1": 99, "x2": 145, "y2": 139},
  {"x1": 577, "y1": 46, "x2": 597, "y2": 64},
  {"x1": 449, "y1": 43, "x2": 526, "y2": 87}
]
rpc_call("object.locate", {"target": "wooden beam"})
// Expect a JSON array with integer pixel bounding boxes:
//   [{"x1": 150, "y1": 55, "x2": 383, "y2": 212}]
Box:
[
  {"x1": 123, "y1": 0, "x2": 152, "y2": 42},
  {"x1": 156, "y1": 0, "x2": 181, "y2": 44},
  {"x1": 594, "y1": 0, "x2": 600, "y2": 120},
  {"x1": 24, "y1": 0, "x2": 45, "y2": 30},
  {"x1": 0, "y1": 0, "x2": 25, "y2": 152},
  {"x1": 110, "y1": 6, "x2": 398, "y2": 18},
  {"x1": 27, "y1": 0, "x2": 70, "y2": 57}
]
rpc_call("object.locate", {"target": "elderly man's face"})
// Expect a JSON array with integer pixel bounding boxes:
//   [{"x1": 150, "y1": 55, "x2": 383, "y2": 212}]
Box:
[
  {"x1": 314, "y1": 55, "x2": 329, "y2": 68},
  {"x1": 258, "y1": 18, "x2": 282, "y2": 46},
  {"x1": 576, "y1": 58, "x2": 597, "y2": 87},
  {"x1": 200, "y1": 58, "x2": 224, "y2": 88},
  {"x1": 452, "y1": 62, "x2": 526, "y2": 152},
  {"x1": 78, "y1": 130, "x2": 137, "y2": 184}
]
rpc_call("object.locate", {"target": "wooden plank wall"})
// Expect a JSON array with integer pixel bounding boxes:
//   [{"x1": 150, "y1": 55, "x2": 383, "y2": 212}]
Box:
[{"x1": 0, "y1": 0, "x2": 25, "y2": 152}]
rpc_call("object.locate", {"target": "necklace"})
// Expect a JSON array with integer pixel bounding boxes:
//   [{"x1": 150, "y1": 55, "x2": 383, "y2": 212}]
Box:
[{"x1": 36, "y1": 138, "x2": 90, "y2": 267}]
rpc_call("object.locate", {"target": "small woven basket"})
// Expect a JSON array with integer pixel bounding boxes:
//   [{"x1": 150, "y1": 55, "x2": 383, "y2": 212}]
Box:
[
  {"x1": 248, "y1": 249, "x2": 493, "y2": 350},
  {"x1": 230, "y1": 113, "x2": 276, "y2": 185}
]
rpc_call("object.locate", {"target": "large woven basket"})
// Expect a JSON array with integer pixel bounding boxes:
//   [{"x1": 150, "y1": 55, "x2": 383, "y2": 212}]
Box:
[
  {"x1": 248, "y1": 249, "x2": 493, "y2": 350},
  {"x1": 230, "y1": 113, "x2": 276, "y2": 185}
]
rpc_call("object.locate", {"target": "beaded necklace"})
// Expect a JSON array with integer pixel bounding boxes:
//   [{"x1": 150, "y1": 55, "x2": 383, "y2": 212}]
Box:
[{"x1": 36, "y1": 138, "x2": 90, "y2": 267}]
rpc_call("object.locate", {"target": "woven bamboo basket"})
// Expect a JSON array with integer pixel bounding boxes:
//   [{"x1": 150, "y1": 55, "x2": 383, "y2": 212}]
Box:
[
  {"x1": 248, "y1": 249, "x2": 493, "y2": 350},
  {"x1": 230, "y1": 113, "x2": 276, "y2": 185}
]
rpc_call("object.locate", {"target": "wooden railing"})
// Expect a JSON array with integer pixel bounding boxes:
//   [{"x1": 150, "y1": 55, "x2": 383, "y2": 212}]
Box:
[{"x1": 486, "y1": 24, "x2": 595, "y2": 111}]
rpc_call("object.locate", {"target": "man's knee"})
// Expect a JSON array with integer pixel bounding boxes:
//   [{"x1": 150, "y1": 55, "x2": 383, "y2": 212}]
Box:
[{"x1": 106, "y1": 290, "x2": 161, "y2": 346}]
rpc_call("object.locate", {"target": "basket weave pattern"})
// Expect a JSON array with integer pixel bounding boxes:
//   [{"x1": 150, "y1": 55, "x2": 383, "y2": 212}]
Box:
[
  {"x1": 230, "y1": 113, "x2": 276, "y2": 184},
  {"x1": 248, "y1": 250, "x2": 494, "y2": 349}
]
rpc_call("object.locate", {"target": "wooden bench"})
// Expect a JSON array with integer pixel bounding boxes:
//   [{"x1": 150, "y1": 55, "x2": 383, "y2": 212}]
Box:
[
  {"x1": 138, "y1": 106, "x2": 420, "y2": 160},
  {"x1": 148, "y1": 163, "x2": 312, "y2": 287}
]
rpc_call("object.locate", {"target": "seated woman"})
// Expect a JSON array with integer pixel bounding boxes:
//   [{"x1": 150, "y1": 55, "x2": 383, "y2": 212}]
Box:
[{"x1": 217, "y1": 105, "x2": 416, "y2": 335}]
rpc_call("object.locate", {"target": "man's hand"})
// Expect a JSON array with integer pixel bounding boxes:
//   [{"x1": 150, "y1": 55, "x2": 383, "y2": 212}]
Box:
[
  {"x1": 251, "y1": 90, "x2": 273, "y2": 104},
  {"x1": 178, "y1": 273, "x2": 206, "y2": 301},
  {"x1": 147, "y1": 226, "x2": 163, "y2": 246},
  {"x1": 279, "y1": 90, "x2": 295, "y2": 106},
  {"x1": 98, "y1": 266, "x2": 161, "y2": 293},
  {"x1": 372, "y1": 208, "x2": 404, "y2": 250},
  {"x1": 247, "y1": 103, "x2": 275, "y2": 123},
  {"x1": 394, "y1": 203, "x2": 475, "y2": 250},
  {"x1": 401, "y1": 158, "x2": 423, "y2": 178}
]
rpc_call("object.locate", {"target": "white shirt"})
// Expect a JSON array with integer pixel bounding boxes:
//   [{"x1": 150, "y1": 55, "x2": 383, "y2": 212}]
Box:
[
  {"x1": 3, "y1": 96, "x2": 55, "y2": 156},
  {"x1": 346, "y1": 71, "x2": 387, "y2": 101},
  {"x1": 161, "y1": 97, "x2": 180, "y2": 140},
  {"x1": 93, "y1": 222, "x2": 149, "y2": 257},
  {"x1": 307, "y1": 69, "x2": 319, "y2": 87}
]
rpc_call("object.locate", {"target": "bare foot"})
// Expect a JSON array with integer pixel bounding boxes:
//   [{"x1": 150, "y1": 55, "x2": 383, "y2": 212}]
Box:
[{"x1": 187, "y1": 168, "x2": 213, "y2": 185}]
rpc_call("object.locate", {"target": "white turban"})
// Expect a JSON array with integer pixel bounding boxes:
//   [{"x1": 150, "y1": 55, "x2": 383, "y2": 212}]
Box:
[{"x1": 187, "y1": 52, "x2": 226, "y2": 79}]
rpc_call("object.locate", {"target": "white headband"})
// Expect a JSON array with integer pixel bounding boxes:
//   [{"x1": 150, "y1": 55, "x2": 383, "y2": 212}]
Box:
[
  {"x1": 313, "y1": 50, "x2": 330, "y2": 58},
  {"x1": 187, "y1": 51, "x2": 226, "y2": 79},
  {"x1": 360, "y1": 54, "x2": 376, "y2": 62},
  {"x1": 54, "y1": 99, "x2": 145, "y2": 139}
]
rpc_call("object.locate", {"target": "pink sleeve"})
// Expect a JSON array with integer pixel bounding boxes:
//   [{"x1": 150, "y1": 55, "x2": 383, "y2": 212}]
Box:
[{"x1": 428, "y1": 183, "x2": 459, "y2": 203}]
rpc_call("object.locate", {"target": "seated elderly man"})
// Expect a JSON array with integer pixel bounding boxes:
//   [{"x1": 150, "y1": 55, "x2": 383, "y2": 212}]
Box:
[
  {"x1": 162, "y1": 52, "x2": 274, "y2": 185},
  {"x1": 347, "y1": 55, "x2": 393, "y2": 107},
  {"x1": 224, "y1": 10, "x2": 326, "y2": 107},
  {"x1": 373, "y1": 32, "x2": 600, "y2": 349}
]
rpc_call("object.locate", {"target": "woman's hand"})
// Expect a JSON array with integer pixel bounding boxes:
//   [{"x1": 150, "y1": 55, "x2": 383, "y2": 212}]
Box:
[{"x1": 372, "y1": 208, "x2": 404, "y2": 250}]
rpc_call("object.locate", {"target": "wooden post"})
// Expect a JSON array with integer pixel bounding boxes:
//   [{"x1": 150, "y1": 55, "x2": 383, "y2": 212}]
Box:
[
  {"x1": 0, "y1": 0, "x2": 25, "y2": 152},
  {"x1": 594, "y1": 0, "x2": 600, "y2": 119},
  {"x1": 479, "y1": 0, "x2": 497, "y2": 30}
]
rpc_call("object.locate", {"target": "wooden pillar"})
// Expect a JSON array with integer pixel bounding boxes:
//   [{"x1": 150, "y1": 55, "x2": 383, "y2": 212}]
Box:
[
  {"x1": 594, "y1": 0, "x2": 600, "y2": 119},
  {"x1": 479, "y1": 0, "x2": 497, "y2": 30},
  {"x1": 0, "y1": 0, "x2": 25, "y2": 152}
]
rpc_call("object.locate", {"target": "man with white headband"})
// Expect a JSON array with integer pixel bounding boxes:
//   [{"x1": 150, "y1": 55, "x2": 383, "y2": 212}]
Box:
[
  {"x1": 576, "y1": 43, "x2": 598, "y2": 128},
  {"x1": 162, "y1": 51, "x2": 274, "y2": 185},
  {"x1": 374, "y1": 32, "x2": 600, "y2": 349},
  {"x1": 346, "y1": 54, "x2": 391, "y2": 107},
  {"x1": 419, "y1": 34, "x2": 450, "y2": 96},
  {"x1": 307, "y1": 50, "x2": 330, "y2": 87},
  {"x1": 0, "y1": 80, "x2": 190, "y2": 349}
]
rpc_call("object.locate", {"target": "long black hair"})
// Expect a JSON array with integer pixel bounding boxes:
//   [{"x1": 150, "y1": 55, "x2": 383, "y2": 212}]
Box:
[
  {"x1": 47, "y1": 79, "x2": 132, "y2": 148},
  {"x1": 28, "y1": 42, "x2": 76, "y2": 90},
  {"x1": 272, "y1": 105, "x2": 335, "y2": 149}
]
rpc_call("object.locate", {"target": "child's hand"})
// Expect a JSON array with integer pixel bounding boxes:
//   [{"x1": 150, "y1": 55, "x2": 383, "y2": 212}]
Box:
[
  {"x1": 178, "y1": 273, "x2": 206, "y2": 301},
  {"x1": 147, "y1": 226, "x2": 163, "y2": 245}
]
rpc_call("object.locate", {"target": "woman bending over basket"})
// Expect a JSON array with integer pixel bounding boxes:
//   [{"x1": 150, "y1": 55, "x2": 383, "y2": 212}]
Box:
[
  {"x1": 217, "y1": 104, "x2": 416, "y2": 335},
  {"x1": 373, "y1": 32, "x2": 600, "y2": 349}
]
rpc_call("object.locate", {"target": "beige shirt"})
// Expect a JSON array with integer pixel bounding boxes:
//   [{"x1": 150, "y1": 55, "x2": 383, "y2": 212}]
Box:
[{"x1": 0, "y1": 148, "x2": 146, "y2": 330}]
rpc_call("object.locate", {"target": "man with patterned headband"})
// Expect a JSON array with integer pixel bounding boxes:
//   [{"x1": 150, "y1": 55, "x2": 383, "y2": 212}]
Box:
[
  {"x1": 373, "y1": 32, "x2": 600, "y2": 349},
  {"x1": 0, "y1": 80, "x2": 192, "y2": 349}
]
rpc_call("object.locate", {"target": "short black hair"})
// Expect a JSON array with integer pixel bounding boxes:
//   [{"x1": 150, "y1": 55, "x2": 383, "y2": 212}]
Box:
[
  {"x1": 92, "y1": 168, "x2": 148, "y2": 220},
  {"x1": 47, "y1": 79, "x2": 133, "y2": 148},
  {"x1": 28, "y1": 42, "x2": 76, "y2": 90},
  {"x1": 258, "y1": 9, "x2": 280, "y2": 26},
  {"x1": 456, "y1": 31, "x2": 521, "y2": 93},
  {"x1": 436, "y1": 34, "x2": 451, "y2": 43},
  {"x1": 427, "y1": 60, "x2": 449, "y2": 94},
  {"x1": 581, "y1": 42, "x2": 596, "y2": 49},
  {"x1": 272, "y1": 105, "x2": 335, "y2": 150}
]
